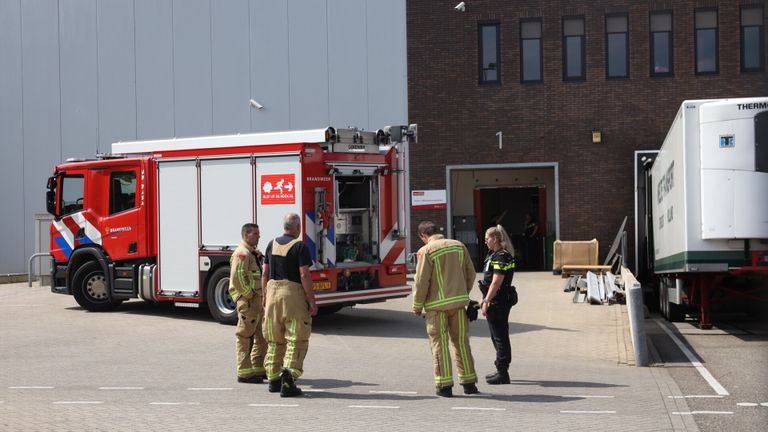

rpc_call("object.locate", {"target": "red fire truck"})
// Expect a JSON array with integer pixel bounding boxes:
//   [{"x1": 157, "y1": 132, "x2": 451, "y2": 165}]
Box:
[{"x1": 46, "y1": 125, "x2": 415, "y2": 324}]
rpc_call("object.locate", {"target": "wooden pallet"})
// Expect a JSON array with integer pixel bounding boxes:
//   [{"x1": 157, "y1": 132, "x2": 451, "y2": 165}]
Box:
[{"x1": 561, "y1": 264, "x2": 612, "y2": 278}]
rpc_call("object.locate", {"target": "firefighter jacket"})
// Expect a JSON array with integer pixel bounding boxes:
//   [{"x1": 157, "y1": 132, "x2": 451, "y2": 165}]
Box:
[
  {"x1": 412, "y1": 234, "x2": 476, "y2": 313},
  {"x1": 229, "y1": 240, "x2": 264, "y2": 301}
]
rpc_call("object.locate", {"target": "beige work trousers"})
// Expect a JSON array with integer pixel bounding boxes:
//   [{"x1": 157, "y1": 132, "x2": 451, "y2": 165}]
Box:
[
  {"x1": 235, "y1": 295, "x2": 267, "y2": 378},
  {"x1": 425, "y1": 307, "x2": 477, "y2": 387},
  {"x1": 263, "y1": 280, "x2": 312, "y2": 381}
]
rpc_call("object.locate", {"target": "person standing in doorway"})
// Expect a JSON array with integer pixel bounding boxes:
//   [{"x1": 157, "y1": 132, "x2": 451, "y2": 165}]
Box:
[
  {"x1": 229, "y1": 223, "x2": 267, "y2": 384},
  {"x1": 480, "y1": 224, "x2": 516, "y2": 385},
  {"x1": 412, "y1": 221, "x2": 479, "y2": 397},
  {"x1": 261, "y1": 213, "x2": 318, "y2": 397},
  {"x1": 523, "y1": 213, "x2": 539, "y2": 269}
]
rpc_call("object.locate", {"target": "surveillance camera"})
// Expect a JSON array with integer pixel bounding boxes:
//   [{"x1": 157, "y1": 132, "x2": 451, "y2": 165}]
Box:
[
  {"x1": 454, "y1": 2, "x2": 465, "y2": 12},
  {"x1": 249, "y1": 99, "x2": 263, "y2": 110}
]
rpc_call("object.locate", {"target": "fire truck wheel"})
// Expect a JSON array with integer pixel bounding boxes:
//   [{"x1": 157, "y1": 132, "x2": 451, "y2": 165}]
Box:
[
  {"x1": 72, "y1": 261, "x2": 122, "y2": 312},
  {"x1": 206, "y1": 267, "x2": 237, "y2": 325}
]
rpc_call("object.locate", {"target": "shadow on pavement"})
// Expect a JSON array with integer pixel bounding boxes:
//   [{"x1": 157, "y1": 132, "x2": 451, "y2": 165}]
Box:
[
  {"x1": 299, "y1": 378, "x2": 378, "y2": 389},
  {"x1": 509, "y1": 379, "x2": 626, "y2": 388},
  {"x1": 312, "y1": 307, "x2": 575, "y2": 339},
  {"x1": 65, "y1": 301, "x2": 215, "y2": 323}
]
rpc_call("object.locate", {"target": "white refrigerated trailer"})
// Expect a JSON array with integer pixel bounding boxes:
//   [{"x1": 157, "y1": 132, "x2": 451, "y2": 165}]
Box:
[{"x1": 651, "y1": 97, "x2": 768, "y2": 328}]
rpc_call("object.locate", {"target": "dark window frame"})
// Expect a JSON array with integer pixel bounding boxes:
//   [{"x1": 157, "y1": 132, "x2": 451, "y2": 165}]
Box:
[
  {"x1": 478, "y1": 21, "x2": 501, "y2": 85},
  {"x1": 650, "y1": 10, "x2": 674, "y2": 77},
  {"x1": 520, "y1": 17, "x2": 544, "y2": 83},
  {"x1": 562, "y1": 15, "x2": 586, "y2": 81},
  {"x1": 109, "y1": 171, "x2": 137, "y2": 215},
  {"x1": 694, "y1": 7, "x2": 719, "y2": 75},
  {"x1": 59, "y1": 174, "x2": 85, "y2": 216},
  {"x1": 740, "y1": 5, "x2": 765, "y2": 72},
  {"x1": 605, "y1": 13, "x2": 630, "y2": 79}
]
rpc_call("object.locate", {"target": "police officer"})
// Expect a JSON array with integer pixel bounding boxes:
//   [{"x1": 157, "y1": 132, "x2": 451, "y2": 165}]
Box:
[
  {"x1": 260, "y1": 213, "x2": 318, "y2": 397},
  {"x1": 230, "y1": 223, "x2": 267, "y2": 383},
  {"x1": 412, "y1": 221, "x2": 479, "y2": 397},
  {"x1": 480, "y1": 224, "x2": 516, "y2": 385}
]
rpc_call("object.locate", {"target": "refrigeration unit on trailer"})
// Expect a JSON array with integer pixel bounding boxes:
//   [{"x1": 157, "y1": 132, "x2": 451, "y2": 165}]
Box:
[
  {"x1": 648, "y1": 97, "x2": 768, "y2": 328},
  {"x1": 46, "y1": 125, "x2": 416, "y2": 324}
]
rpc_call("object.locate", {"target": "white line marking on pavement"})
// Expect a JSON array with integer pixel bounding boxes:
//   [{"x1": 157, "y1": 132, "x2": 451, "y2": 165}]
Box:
[
  {"x1": 248, "y1": 403, "x2": 299, "y2": 407},
  {"x1": 8, "y1": 386, "x2": 54, "y2": 389},
  {"x1": 761, "y1": 402, "x2": 768, "y2": 407},
  {"x1": 150, "y1": 402, "x2": 200, "y2": 406},
  {"x1": 0, "y1": 401, "x2": 4, "y2": 404},
  {"x1": 672, "y1": 411, "x2": 733, "y2": 415},
  {"x1": 53, "y1": 401, "x2": 104, "y2": 405},
  {"x1": 99, "y1": 387, "x2": 144, "y2": 390},
  {"x1": 302, "y1": 389, "x2": 326, "y2": 393},
  {"x1": 369, "y1": 390, "x2": 417, "y2": 395},
  {"x1": 348, "y1": 405, "x2": 400, "y2": 409},
  {"x1": 562, "y1": 395, "x2": 615, "y2": 398},
  {"x1": 656, "y1": 319, "x2": 730, "y2": 396},
  {"x1": 451, "y1": 407, "x2": 506, "y2": 411},
  {"x1": 668, "y1": 395, "x2": 724, "y2": 399},
  {"x1": 187, "y1": 387, "x2": 232, "y2": 391},
  {"x1": 560, "y1": 410, "x2": 616, "y2": 414},
  {"x1": 736, "y1": 402, "x2": 758, "y2": 407}
]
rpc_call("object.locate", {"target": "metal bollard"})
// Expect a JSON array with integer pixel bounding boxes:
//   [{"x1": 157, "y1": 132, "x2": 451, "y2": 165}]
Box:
[
  {"x1": 627, "y1": 283, "x2": 650, "y2": 366},
  {"x1": 28, "y1": 253, "x2": 50, "y2": 287}
]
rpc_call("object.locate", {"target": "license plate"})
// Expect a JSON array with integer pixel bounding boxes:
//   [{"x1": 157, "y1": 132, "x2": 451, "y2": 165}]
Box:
[{"x1": 313, "y1": 280, "x2": 332, "y2": 291}]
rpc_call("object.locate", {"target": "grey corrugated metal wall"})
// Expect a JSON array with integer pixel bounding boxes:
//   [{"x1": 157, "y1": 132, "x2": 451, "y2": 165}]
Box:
[{"x1": 0, "y1": 0, "x2": 407, "y2": 274}]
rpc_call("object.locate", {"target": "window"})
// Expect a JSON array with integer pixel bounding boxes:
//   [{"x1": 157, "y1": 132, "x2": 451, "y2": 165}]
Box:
[
  {"x1": 109, "y1": 171, "x2": 137, "y2": 215},
  {"x1": 741, "y1": 6, "x2": 765, "y2": 72},
  {"x1": 650, "y1": 11, "x2": 673, "y2": 76},
  {"x1": 695, "y1": 9, "x2": 718, "y2": 74},
  {"x1": 520, "y1": 19, "x2": 543, "y2": 82},
  {"x1": 606, "y1": 14, "x2": 629, "y2": 78},
  {"x1": 60, "y1": 175, "x2": 84, "y2": 216},
  {"x1": 563, "y1": 16, "x2": 585, "y2": 80},
  {"x1": 479, "y1": 23, "x2": 500, "y2": 84}
]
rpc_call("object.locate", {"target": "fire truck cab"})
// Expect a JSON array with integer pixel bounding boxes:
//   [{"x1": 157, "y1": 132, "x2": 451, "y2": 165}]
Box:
[{"x1": 46, "y1": 125, "x2": 415, "y2": 324}]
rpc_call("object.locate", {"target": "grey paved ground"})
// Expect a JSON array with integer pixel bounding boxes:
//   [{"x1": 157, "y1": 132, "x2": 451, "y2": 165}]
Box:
[{"x1": 0, "y1": 272, "x2": 699, "y2": 431}]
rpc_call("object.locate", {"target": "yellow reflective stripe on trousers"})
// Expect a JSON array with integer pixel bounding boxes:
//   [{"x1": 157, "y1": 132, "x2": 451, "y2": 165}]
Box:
[
  {"x1": 265, "y1": 319, "x2": 278, "y2": 380},
  {"x1": 424, "y1": 293, "x2": 469, "y2": 309},
  {"x1": 284, "y1": 319, "x2": 297, "y2": 371},
  {"x1": 457, "y1": 308, "x2": 474, "y2": 381},
  {"x1": 440, "y1": 312, "x2": 451, "y2": 383}
]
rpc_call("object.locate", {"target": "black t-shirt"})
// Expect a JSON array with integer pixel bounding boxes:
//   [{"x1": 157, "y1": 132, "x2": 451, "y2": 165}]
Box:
[
  {"x1": 482, "y1": 249, "x2": 515, "y2": 288},
  {"x1": 264, "y1": 235, "x2": 312, "y2": 284}
]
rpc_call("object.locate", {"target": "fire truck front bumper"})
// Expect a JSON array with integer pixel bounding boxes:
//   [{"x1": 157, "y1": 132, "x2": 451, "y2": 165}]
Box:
[{"x1": 51, "y1": 264, "x2": 70, "y2": 295}]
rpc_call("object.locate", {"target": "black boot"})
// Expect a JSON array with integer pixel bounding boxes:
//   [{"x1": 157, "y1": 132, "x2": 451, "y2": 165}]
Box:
[
  {"x1": 237, "y1": 374, "x2": 264, "y2": 384},
  {"x1": 435, "y1": 386, "x2": 453, "y2": 397},
  {"x1": 485, "y1": 370, "x2": 510, "y2": 385},
  {"x1": 268, "y1": 379, "x2": 281, "y2": 393},
  {"x1": 462, "y1": 383, "x2": 479, "y2": 395},
  {"x1": 279, "y1": 368, "x2": 303, "y2": 397}
]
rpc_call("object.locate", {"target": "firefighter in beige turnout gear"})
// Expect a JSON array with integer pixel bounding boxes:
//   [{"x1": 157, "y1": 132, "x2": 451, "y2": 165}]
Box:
[
  {"x1": 230, "y1": 223, "x2": 267, "y2": 383},
  {"x1": 261, "y1": 213, "x2": 318, "y2": 397},
  {"x1": 413, "y1": 221, "x2": 479, "y2": 397}
]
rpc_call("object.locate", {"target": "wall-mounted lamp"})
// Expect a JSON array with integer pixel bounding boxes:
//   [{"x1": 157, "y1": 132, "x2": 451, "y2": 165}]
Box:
[
  {"x1": 249, "y1": 99, "x2": 264, "y2": 110},
  {"x1": 454, "y1": 2, "x2": 466, "y2": 12},
  {"x1": 591, "y1": 129, "x2": 602, "y2": 144}
]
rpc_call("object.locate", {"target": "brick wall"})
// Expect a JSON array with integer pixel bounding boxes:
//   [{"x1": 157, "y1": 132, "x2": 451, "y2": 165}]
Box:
[{"x1": 406, "y1": 0, "x2": 768, "y2": 263}]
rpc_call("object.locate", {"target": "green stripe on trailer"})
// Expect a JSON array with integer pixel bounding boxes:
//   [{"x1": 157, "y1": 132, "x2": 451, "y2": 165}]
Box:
[{"x1": 654, "y1": 250, "x2": 750, "y2": 272}]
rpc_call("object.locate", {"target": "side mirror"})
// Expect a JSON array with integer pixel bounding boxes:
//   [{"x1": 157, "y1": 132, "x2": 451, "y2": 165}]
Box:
[{"x1": 46, "y1": 176, "x2": 58, "y2": 216}]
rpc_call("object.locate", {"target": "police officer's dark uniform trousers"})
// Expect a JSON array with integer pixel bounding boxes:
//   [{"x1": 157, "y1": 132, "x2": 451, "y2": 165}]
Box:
[{"x1": 481, "y1": 249, "x2": 515, "y2": 384}]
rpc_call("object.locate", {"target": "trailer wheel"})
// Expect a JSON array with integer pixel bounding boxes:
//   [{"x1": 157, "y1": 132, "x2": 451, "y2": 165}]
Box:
[
  {"x1": 660, "y1": 277, "x2": 685, "y2": 322},
  {"x1": 206, "y1": 267, "x2": 237, "y2": 325},
  {"x1": 72, "y1": 261, "x2": 122, "y2": 312}
]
